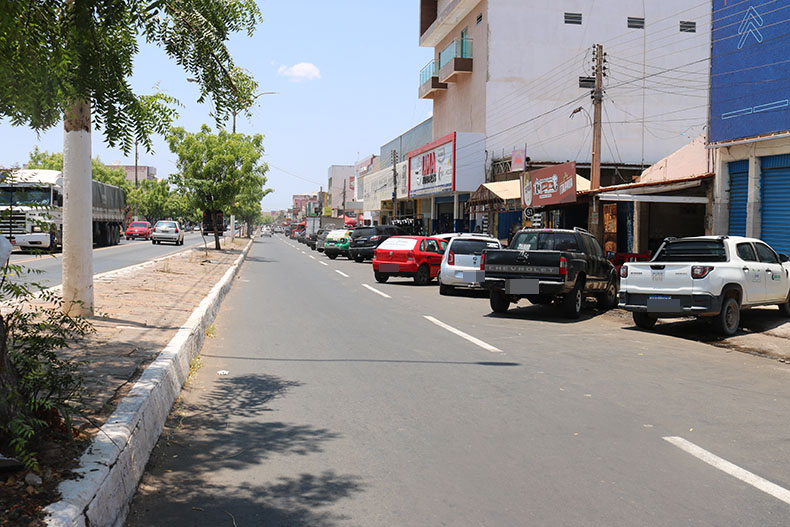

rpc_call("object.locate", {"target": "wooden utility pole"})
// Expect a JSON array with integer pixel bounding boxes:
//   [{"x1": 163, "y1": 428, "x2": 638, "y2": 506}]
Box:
[
  {"x1": 591, "y1": 43, "x2": 603, "y2": 190},
  {"x1": 391, "y1": 149, "x2": 398, "y2": 222}
]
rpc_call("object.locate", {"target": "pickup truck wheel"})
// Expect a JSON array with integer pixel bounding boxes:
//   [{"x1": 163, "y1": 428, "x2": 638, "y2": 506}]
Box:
[
  {"x1": 779, "y1": 294, "x2": 790, "y2": 317},
  {"x1": 490, "y1": 290, "x2": 510, "y2": 314},
  {"x1": 374, "y1": 272, "x2": 389, "y2": 283},
  {"x1": 633, "y1": 312, "x2": 657, "y2": 330},
  {"x1": 714, "y1": 296, "x2": 740, "y2": 336},
  {"x1": 414, "y1": 264, "x2": 430, "y2": 285},
  {"x1": 597, "y1": 281, "x2": 618, "y2": 310},
  {"x1": 354, "y1": 255, "x2": 364, "y2": 263},
  {"x1": 561, "y1": 283, "x2": 583, "y2": 319},
  {"x1": 327, "y1": 253, "x2": 337, "y2": 260}
]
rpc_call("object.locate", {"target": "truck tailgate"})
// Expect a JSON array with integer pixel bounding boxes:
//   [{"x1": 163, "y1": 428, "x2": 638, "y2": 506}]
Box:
[{"x1": 484, "y1": 250, "x2": 562, "y2": 278}]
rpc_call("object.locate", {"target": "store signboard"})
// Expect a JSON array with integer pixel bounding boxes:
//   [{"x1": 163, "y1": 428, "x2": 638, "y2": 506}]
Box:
[
  {"x1": 408, "y1": 133, "x2": 455, "y2": 197},
  {"x1": 511, "y1": 148, "x2": 526, "y2": 171},
  {"x1": 521, "y1": 162, "x2": 577, "y2": 208}
]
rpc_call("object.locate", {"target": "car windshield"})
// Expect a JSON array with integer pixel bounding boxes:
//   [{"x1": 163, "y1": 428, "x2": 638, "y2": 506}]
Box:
[
  {"x1": 131, "y1": 222, "x2": 148, "y2": 228},
  {"x1": 378, "y1": 237, "x2": 417, "y2": 251},
  {"x1": 156, "y1": 221, "x2": 177, "y2": 229},
  {"x1": 653, "y1": 240, "x2": 727, "y2": 262},
  {"x1": 352, "y1": 228, "x2": 376, "y2": 238},
  {"x1": 450, "y1": 239, "x2": 499, "y2": 255},
  {"x1": 0, "y1": 186, "x2": 51, "y2": 206},
  {"x1": 511, "y1": 232, "x2": 580, "y2": 252}
]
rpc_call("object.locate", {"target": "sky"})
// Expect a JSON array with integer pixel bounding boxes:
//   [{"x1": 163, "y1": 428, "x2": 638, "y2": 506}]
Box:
[{"x1": 0, "y1": 1, "x2": 434, "y2": 212}]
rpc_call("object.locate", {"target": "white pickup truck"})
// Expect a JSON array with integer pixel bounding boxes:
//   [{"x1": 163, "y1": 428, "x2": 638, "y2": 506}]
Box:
[{"x1": 619, "y1": 236, "x2": 790, "y2": 336}]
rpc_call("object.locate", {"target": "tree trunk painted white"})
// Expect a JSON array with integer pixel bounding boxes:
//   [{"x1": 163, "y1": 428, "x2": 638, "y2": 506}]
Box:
[
  {"x1": 62, "y1": 99, "x2": 94, "y2": 316},
  {"x1": 230, "y1": 214, "x2": 236, "y2": 242}
]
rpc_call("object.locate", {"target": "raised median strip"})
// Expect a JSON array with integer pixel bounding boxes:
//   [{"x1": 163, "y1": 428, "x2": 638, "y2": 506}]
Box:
[{"x1": 44, "y1": 239, "x2": 254, "y2": 527}]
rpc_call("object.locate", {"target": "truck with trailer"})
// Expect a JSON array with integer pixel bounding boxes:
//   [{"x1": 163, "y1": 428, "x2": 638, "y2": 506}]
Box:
[{"x1": 0, "y1": 169, "x2": 126, "y2": 250}]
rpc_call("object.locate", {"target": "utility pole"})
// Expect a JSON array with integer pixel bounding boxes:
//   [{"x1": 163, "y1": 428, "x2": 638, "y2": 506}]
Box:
[
  {"x1": 134, "y1": 140, "x2": 138, "y2": 187},
  {"x1": 391, "y1": 149, "x2": 398, "y2": 224},
  {"x1": 341, "y1": 180, "x2": 346, "y2": 217},
  {"x1": 591, "y1": 43, "x2": 604, "y2": 191}
]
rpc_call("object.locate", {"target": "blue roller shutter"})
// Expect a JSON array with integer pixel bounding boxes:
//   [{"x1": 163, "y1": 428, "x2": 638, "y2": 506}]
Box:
[
  {"x1": 728, "y1": 160, "x2": 748, "y2": 237},
  {"x1": 760, "y1": 154, "x2": 790, "y2": 255}
]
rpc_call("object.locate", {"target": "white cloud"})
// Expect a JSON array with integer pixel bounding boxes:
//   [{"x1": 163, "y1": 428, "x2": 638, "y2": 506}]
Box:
[{"x1": 277, "y1": 62, "x2": 321, "y2": 82}]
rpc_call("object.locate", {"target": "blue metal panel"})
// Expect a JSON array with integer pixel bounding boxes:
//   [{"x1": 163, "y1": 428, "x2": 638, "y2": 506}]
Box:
[
  {"x1": 710, "y1": 1, "x2": 790, "y2": 143},
  {"x1": 728, "y1": 160, "x2": 749, "y2": 237},
  {"x1": 498, "y1": 211, "x2": 522, "y2": 240},
  {"x1": 760, "y1": 154, "x2": 790, "y2": 255}
]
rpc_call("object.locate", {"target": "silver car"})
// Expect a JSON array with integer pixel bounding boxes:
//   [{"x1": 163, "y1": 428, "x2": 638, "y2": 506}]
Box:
[
  {"x1": 438, "y1": 234, "x2": 501, "y2": 295},
  {"x1": 151, "y1": 220, "x2": 185, "y2": 245}
]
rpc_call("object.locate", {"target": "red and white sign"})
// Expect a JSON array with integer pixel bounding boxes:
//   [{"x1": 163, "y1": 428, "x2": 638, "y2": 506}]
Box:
[
  {"x1": 511, "y1": 148, "x2": 526, "y2": 172},
  {"x1": 407, "y1": 132, "x2": 455, "y2": 198},
  {"x1": 521, "y1": 162, "x2": 577, "y2": 208}
]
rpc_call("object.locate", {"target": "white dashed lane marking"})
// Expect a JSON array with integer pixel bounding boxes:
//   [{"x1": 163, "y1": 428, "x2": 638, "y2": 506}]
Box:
[
  {"x1": 335, "y1": 270, "x2": 350, "y2": 278},
  {"x1": 423, "y1": 315, "x2": 502, "y2": 353},
  {"x1": 362, "y1": 284, "x2": 391, "y2": 298}
]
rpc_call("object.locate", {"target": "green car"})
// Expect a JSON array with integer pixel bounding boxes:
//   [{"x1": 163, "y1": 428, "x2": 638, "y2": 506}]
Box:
[{"x1": 323, "y1": 229, "x2": 353, "y2": 260}]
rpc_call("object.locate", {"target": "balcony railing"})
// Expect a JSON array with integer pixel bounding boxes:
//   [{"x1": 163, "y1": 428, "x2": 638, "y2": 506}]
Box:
[
  {"x1": 438, "y1": 38, "x2": 473, "y2": 83},
  {"x1": 419, "y1": 60, "x2": 448, "y2": 99}
]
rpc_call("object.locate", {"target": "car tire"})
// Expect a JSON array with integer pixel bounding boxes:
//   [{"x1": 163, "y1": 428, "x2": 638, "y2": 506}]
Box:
[
  {"x1": 414, "y1": 264, "x2": 430, "y2": 285},
  {"x1": 439, "y1": 283, "x2": 452, "y2": 296},
  {"x1": 374, "y1": 272, "x2": 389, "y2": 283},
  {"x1": 597, "y1": 279, "x2": 618, "y2": 310},
  {"x1": 354, "y1": 255, "x2": 364, "y2": 263},
  {"x1": 779, "y1": 293, "x2": 790, "y2": 317},
  {"x1": 327, "y1": 253, "x2": 337, "y2": 260},
  {"x1": 561, "y1": 281, "x2": 583, "y2": 319},
  {"x1": 714, "y1": 296, "x2": 740, "y2": 336},
  {"x1": 490, "y1": 290, "x2": 510, "y2": 314},
  {"x1": 633, "y1": 312, "x2": 657, "y2": 330}
]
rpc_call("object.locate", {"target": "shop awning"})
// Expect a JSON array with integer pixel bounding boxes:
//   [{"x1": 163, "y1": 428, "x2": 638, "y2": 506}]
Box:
[
  {"x1": 596, "y1": 173, "x2": 713, "y2": 203},
  {"x1": 467, "y1": 180, "x2": 522, "y2": 213}
]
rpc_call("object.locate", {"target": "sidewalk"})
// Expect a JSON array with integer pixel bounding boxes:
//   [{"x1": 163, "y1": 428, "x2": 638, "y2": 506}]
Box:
[{"x1": 2, "y1": 237, "x2": 252, "y2": 527}]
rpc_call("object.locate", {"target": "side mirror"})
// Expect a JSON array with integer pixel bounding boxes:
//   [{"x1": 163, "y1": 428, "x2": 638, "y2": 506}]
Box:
[
  {"x1": 606, "y1": 251, "x2": 615, "y2": 259},
  {"x1": 780, "y1": 253, "x2": 789, "y2": 263}
]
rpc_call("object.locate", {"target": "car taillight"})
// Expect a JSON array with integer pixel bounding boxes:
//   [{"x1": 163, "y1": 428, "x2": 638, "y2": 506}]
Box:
[
  {"x1": 370, "y1": 235, "x2": 381, "y2": 241},
  {"x1": 691, "y1": 265, "x2": 713, "y2": 279},
  {"x1": 620, "y1": 265, "x2": 628, "y2": 278},
  {"x1": 175, "y1": 227, "x2": 179, "y2": 233},
  {"x1": 480, "y1": 253, "x2": 485, "y2": 270},
  {"x1": 407, "y1": 250, "x2": 414, "y2": 260},
  {"x1": 559, "y1": 256, "x2": 568, "y2": 275},
  {"x1": 447, "y1": 250, "x2": 455, "y2": 265}
]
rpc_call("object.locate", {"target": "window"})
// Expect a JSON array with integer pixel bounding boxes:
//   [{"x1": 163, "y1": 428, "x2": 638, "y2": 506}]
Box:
[
  {"x1": 680, "y1": 21, "x2": 696, "y2": 33},
  {"x1": 476, "y1": 13, "x2": 482, "y2": 25},
  {"x1": 654, "y1": 240, "x2": 727, "y2": 262},
  {"x1": 511, "y1": 231, "x2": 580, "y2": 252},
  {"x1": 754, "y1": 242, "x2": 779, "y2": 264},
  {"x1": 579, "y1": 76, "x2": 595, "y2": 89},
  {"x1": 564, "y1": 12, "x2": 582, "y2": 25},
  {"x1": 736, "y1": 243, "x2": 758, "y2": 262},
  {"x1": 449, "y1": 239, "x2": 495, "y2": 255},
  {"x1": 627, "y1": 17, "x2": 645, "y2": 29}
]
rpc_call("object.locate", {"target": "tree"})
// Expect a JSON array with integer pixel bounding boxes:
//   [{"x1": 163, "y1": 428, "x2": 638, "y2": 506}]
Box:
[
  {"x1": 234, "y1": 183, "x2": 272, "y2": 237},
  {"x1": 168, "y1": 126, "x2": 267, "y2": 250},
  {"x1": 27, "y1": 148, "x2": 133, "y2": 195},
  {"x1": 0, "y1": 1, "x2": 262, "y2": 315},
  {"x1": 127, "y1": 179, "x2": 171, "y2": 224}
]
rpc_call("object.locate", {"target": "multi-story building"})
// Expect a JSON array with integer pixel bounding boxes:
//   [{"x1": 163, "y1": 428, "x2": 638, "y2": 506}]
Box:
[
  {"x1": 415, "y1": 0, "x2": 711, "y2": 239},
  {"x1": 105, "y1": 164, "x2": 157, "y2": 185},
  {"x1": 327, "y1": 165, "x2": 355, "y2": 216}
]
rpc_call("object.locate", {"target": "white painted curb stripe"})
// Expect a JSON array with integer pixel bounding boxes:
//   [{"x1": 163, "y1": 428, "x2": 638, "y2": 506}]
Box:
[
  {"x1": 362, "y1": 284, "x2": 391, "y2": 298},
  {"x1": 423, "y1": 315, "x2": 502, "y2": 353},
  {"x1": 664, "y1": 436, "x2": 790, "y2": 506},
  {"x1": 335, "y1": 270, "x2": 349, "y2": 278}
]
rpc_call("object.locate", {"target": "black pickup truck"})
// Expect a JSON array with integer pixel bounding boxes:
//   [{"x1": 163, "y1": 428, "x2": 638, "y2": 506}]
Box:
[{"x1": 482, "y1": 228, "x2": 618, "y2": 318}]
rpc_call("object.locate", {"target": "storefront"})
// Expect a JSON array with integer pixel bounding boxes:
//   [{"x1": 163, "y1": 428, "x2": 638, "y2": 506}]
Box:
[{"x1": 407, "y1": 131, "x2": 485, "y2": 234}]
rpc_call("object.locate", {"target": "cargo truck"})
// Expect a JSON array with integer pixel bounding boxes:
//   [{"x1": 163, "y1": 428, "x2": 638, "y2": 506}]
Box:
[{"x1": 0, "y1": 169, "x2": 126, "y2": 250}]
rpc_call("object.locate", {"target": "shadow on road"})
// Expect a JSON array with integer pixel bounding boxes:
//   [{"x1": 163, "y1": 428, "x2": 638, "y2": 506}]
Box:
[
  {"x1": 484, "y1": 300, "x2": 612, "y2": 324},
  {"x1": 201, "y1": 353, "x2": 520, "y2": 367},
  {"x1": 126, "y1": 373, "x2": 363, "y2": 527}
]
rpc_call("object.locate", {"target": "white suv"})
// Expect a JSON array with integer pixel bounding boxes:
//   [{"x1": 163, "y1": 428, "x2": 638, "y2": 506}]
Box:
[
  {"x1": 619, "y1": 236, "x2": 790, "y2": 335},
  {"x1": 438, "y1": 234, "x2": 501, "y2": 295}
]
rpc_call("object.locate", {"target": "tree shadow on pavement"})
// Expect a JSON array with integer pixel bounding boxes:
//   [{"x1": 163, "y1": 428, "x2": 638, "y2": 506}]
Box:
[{"x1": 243, "y1": 255, "x2": 279, "y2": 263}]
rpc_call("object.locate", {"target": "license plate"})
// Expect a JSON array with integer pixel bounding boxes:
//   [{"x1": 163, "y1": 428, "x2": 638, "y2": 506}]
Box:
[
  {"x1": 462, "y1": 271, "x2": 485, "y2": 284},
  {"x1": 380, "y1": 264, "x2": 399, "y2": 272},
  {"x1": 651, "y1": 271, "x2": 664, "y2": 281},
  {"x1": 647, "y1": 296, "x2": 680, "y2": 312},
  {"x1": 505, "y1": 278, "x2": 539, "y2": 295}
]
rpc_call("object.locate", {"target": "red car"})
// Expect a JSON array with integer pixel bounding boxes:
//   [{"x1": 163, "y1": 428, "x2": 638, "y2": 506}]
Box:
[
  {"x1": 125, "y1": 221, "x2": 152, "y2": 240},
  {"x1": 372, "y1": 236, "x2": 448, "y2": 285}
]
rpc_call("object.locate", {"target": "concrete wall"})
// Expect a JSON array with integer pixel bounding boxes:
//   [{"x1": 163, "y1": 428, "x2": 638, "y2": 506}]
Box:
[
  {"x1": 431, "y1": 0, "x2": 488, "y2": 138},
  {"x1": 484, "y1": 0, "x2": 710, "y2": 166},
  {"x1": 327, "y1": 165, "x2": 355, "y2": 211},
  {"x1": 380, "y1": 118, "x2": 434, "y2": 167}
]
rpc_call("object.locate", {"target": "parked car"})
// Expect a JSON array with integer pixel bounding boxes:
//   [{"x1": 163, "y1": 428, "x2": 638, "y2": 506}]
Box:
[
  {"x1": 438, "y1": 234, "x2": 501, "y2": 295},
  {"x1": 151, "y1": 220, "x2": 185, "y2": 245},
  {"x1": 324, "y1": 229, "x2": 353, "y2": 259},
  {"x1": 261, "y1": 227, "x2": 272, "y2": 238},
  {"x1": 482, "y1": 228, "x2": 618, "y2": 318},
  {"x1": 349, "y1": 225, "x2": 404, "y2": 262},
  {"x1": 308, "y1": 229, "x2": 328, "y2": 251},
  {"x1": 125, "y1": 221, "x2": 152, "y2": 240},
  {"x1": 372, "y1": 236, "x2": 448, "y2": 285},
  {"x1": 619, "y1": 236, "x2": 790, "y2": 336},
  {"x1": 316, "y1": 229, "x2": 330, "y2": 253}
]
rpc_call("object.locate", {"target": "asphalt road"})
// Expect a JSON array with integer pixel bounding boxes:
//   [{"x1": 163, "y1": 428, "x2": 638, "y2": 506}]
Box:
[
  {"x1": 126, "y1": 235, "x2": 790, "y2": 526},
  {"x1": 8, "y1": 232, "x2": 208, "y2": 288}
]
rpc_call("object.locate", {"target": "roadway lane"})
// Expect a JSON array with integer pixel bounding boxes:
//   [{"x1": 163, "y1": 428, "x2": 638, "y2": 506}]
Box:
[
  {"x1": 8, "y1": 232, "x2": 207, "y2": 287},
  {"x1": 126, "y1": 235, "x2": 790, "y2": 526}
]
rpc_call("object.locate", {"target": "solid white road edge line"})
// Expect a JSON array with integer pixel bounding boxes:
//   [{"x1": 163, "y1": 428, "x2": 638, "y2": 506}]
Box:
[
  {"x1": 663, "y1": 436, "x2": 790, "y2": 506},
  {"x1": 335, "y1": 270, "x2": 350, "y2": 278},
  {"x1": 423, "y1": 315, "x2": 502, "y2": 353},
  {"x1": 362, "y1": 284, "x2": 391, "y2": 298}
]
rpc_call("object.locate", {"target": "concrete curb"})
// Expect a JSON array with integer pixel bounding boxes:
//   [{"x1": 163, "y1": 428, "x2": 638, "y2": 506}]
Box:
[{"x1": 44, "y1": 239, "x2": 254, "y2": 527}]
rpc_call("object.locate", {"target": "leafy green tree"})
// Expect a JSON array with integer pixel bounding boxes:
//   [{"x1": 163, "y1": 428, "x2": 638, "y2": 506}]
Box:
[
  {"x1": 27, "y1": 148, "x2": 133, "y2": 194},
  {"x1": 168, "y1": 125, "x2": 267, "y2": 249},
  {"x1": 127, "y1": 179, "x2": 171, "y2": 224}
]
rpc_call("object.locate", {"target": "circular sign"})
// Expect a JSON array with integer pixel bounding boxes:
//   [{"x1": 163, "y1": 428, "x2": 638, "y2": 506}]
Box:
[{"x1": 523, "y1": 207, "x2": 535, "y2": 219}]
